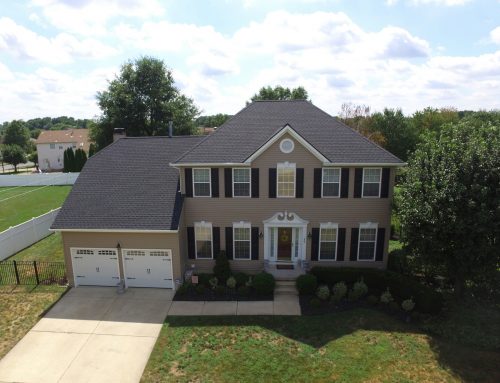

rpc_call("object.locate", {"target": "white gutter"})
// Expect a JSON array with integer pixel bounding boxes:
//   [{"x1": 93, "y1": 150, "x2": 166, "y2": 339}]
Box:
[
  {"x1": 50, "y1": 228, "x2": 179, "y2": 233},
  {"x1": 170, "y1": 162, "x2": 251, "y2": 167},
  {"x1": 322, "y1": 162, "x2": 407, "y2": 167}
]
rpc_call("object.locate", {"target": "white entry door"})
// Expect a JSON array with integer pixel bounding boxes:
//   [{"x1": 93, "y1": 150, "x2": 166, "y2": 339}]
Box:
[
  {"x1": 122, "y1": 249, "x2": 173, "y2": 288},
  {"x1": 70, "y1": 248, "x2": 120, "y2": 287}
]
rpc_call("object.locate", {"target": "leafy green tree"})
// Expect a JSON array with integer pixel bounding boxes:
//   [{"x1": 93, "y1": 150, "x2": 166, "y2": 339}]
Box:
[
  {"x1": 411, "y1": 107, "x2": 459, "y2": 135},
  {"x1": 3, "y1": 120, "x2": 30, "y2": 149},
  {"x1": 399, "y1": 119, "x2": 500, "y2": 297},
  {"x1": 63, "y1": 147, "x2": 77, "y2": 172},
  {"x1": 338, "y1": 103, "x2": 386, "y2": 147},
  {"x1": 74, "y1": 148, "x2": 87, "y2": 171},
  {"x1": 88, "y1": 143, "x2": 96, "y2": 157},
  {"x1": 2, "y1": 144, "x2": 27, "y2": 172},
  {"x1": 195, "y1": 114, "x2": 231, "y2": 128},
  {"x1": 28, "y1": 152, "x2": 38, "y2": 171},
  {"x1": 93, "y1": 57, "x2": 199, "y2": 150},
  {"x1": 248, "y1": 85, "x2": 309, "y2": 103},
  {"x1": 371, "y1": 109, "x2": 419, "y2": 161}
]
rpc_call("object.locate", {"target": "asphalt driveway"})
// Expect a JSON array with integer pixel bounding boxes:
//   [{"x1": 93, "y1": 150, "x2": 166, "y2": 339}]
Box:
[{"x1": 0, "y1": 287, "x2": 173, "y2": 383}]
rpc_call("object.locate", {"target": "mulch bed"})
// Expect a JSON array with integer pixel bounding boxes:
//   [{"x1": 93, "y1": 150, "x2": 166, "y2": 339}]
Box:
[{"x1": 174, "y1": 287, "x2": 273, "y2": 302}]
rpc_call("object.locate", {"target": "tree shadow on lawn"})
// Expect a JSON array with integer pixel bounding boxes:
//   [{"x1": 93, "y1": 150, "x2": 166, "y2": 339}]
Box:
[{"x1": 165, "y1": 308, "x2": 500, "y2": 383}]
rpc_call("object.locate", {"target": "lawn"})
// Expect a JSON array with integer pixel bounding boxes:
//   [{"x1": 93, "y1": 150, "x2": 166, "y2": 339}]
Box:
[
  {"x1": 9, "y1": 232, "x2": 64, "y2": 263},
  {"x1": 0, "y1": 186, "x2": 71, "y2": 232},
  {"x1": 0, "y1": 285, "x2": 67, "y2": 359},
  {"x1": 142, "y1": 308, "x2": 500, "y2": 383}
]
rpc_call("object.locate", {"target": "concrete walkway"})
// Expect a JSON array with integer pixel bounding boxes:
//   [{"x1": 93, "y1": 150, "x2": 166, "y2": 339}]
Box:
[{"x1": 0, "y1": 287, "x2": 173, "y2": 383}]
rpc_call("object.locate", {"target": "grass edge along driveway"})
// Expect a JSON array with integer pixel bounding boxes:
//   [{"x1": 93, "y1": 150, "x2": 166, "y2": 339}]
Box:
[{"x1": 142, "y1": 309, "x2": 500, "y2": 383}]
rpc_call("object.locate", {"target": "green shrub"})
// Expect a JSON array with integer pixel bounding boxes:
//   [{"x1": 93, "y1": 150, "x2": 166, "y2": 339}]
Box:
[
  {"x1": 209, "y1": 276, "x2": 218, "y2": 290},
  {"x1": 195, "y1": 284, "x2": 206, "y2": 295},
  {"x1": 311, "y1": 267, "x2": 443, "y2": 314},
  {"x1": 402, "y1": 298, "x2": 415, "y2": 312},
  {"x1": 252, "y1": 272, "x2": 275, "y2": 295},
  {"x1": 367, "y1": 295, "x2": 378, "y2": 305},
  {"x1": 332, "y1": 282, "x2": 347, "y2": 302},
  {"x1": 387, "y1": 249, "x2": 410, "y2": 275},
  {"x1": 215, "y1": 285, "x2": 226, "y2": 295},
  {"x1": 213, "y1": 251, "x2": 231, "y2": 282},
  {"x1": 348, "y1": 278, "x2": 368, "y2": 301},
  {"x1": 388, "y1": 301, "x2": 400, "y2": 312},
  {"x1": 380, "y1": 288, "x2": 394, "y2": 304},
  {"x1": 226, "y1": 276, "x2": 237, "y2": 289},
  {"x1": 176, "y1": 283, "x2": 190, "y2": 295},
  {"x1": 234, "y1": 272, "x2": 249, "y2": 287},
  {"x1": 296, "y1": 274, "x2": 317, "y2": 295},
  {"x1": 197, "y1": 273, "x2": 213, "y2": 287},
  {"x1": 316, "y1": 285, "x2": 330, "y2": 301},
  {"x1": 310, "y1": 297, "x2": 321, "y2": 308},
  {"x1": 238, "y1": 285, "x2": 250, "y2": 296},
  {"x1": 245, "y1": 276, "x2": 253, "y2": 288}
]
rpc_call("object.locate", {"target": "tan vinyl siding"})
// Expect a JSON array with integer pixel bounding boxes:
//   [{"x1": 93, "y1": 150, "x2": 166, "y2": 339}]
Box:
[
  {"x1": 183, "y1": 133, "x2": 395, "y2": 270},
  {"x1": 61, "y1": 231, "x2": 183, "y2": 287}
]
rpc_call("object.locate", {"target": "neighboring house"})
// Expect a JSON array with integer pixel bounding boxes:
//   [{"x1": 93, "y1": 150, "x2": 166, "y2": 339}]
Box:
[
  {"x1": 36, "y1": 129, "x2": 90, "y2": 171},
  {"x1": 51, "y1": 101, "x2": 404, "y2": 289}
]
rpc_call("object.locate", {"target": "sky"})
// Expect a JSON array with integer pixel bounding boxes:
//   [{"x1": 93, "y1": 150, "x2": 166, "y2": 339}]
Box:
[{"x1": 0, "y1": 0, "x2": 499, "y2": 121}]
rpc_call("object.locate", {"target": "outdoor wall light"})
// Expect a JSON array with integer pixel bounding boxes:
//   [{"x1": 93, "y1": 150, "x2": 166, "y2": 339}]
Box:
[
  {"x1": 116, "y1": 242, "x2": 121, "y2": 250},
  {"x1": 258, "y1": 232, "x2": 264, "y2": 239},
  {"x1": 307, "y1": 232, "x2": 312, "y2": 239}
]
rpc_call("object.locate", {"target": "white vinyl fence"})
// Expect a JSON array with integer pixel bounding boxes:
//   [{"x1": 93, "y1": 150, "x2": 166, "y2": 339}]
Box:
[
  {"x1": 0, "y1": 208, "x2": 60, "y2": 261},
  {"x1": 0, "y1": 173, "x2": 79, "y2": 187}
]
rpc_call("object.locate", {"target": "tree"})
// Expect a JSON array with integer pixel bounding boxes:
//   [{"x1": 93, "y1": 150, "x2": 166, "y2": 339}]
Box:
[
  {"x1": 63, "y1": 147, "x2": 76, "y2": 172},
  {"x1": 399, "y1": 119, "x2": 500, "y2": 298},
  {"x1": 337, "y1": 103, "x2": 386, "y2": 146},
  {"x1": 2, "y1": 144, "x2": 27, "y2": 172},
  {"x1": 3, "y1": 120, "x2": 30, "y2": 149},
  {"x1": 411, "y1": 107, "x2": 459, "y2": 135},
  {"x1": 88, "y1": 143, "x2": 96, "y2": 157},
  {"x1": 28, "y1": 152, "x2": 39, "y2": 172},
  {"x1": 195, "y1": 114, "x2": 231, "y2": 128},
  {"x1": 74, "y1": 148, "x2": 87, "y2": 171},
  {"x1": 93, "y1": 57, "x2": 200, "y2": 150},
  {"x1": 248, "y1": 85, "x2": 309, "y2": 103},
  {"x1": 370, "y1": 109, "x2": 419, "y2": 161}
]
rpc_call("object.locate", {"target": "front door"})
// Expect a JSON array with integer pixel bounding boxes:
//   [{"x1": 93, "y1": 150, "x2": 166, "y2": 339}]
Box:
[{"x1": 277, "y1": 228, "x2": 292, "y2": 261}]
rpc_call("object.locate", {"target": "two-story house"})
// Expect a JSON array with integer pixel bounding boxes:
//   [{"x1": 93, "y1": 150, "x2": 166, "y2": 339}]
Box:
[
  {"x1": 36, "y1": 129, "x2": 90, "y2": 171},
  {"x1": 51, "y1": 101, "x2": 404, "y2": 289}
]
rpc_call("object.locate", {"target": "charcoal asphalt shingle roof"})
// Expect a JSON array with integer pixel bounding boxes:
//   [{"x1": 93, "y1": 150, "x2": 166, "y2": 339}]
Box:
[
  {"x1": 175, "y1": 100, "x2": 403, "y2": 164},
  {"x1": 51, "y1": 136, "x2": 203, "y2": 231}
]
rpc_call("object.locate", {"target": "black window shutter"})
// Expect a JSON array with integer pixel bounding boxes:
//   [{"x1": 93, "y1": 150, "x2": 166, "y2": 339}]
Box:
[
  {"x1": 341, "y1": 168, "x2": 349, "y2": 198},
  {"x1": 251, "y1": 168, "x2": 259, "y2": 198},
  {"x1": 337, "y1": 228, "x2": 346, "y2": 261},
  {"x1": 376, "y1": 228, "x2": 385, "y2": 261},
  {"x1": 296, "y1": 168, "x2": 304, "y2": 198},
  {"x1": 187, "y1": 227, "x2": 195, "y2": 259},
  {"x1": 225, "y1": 227, "x2": 233, "y2": 260},
  {"x1": 353, "y1": 168, "x2": 363, "y2": 198},
  {"x1": 224, "y1": 168, "x2": 232, "y2": 198},
  {"x1": 350, "y1": 228, "x2": 359, "y2": 261},
  {"x1": 380, "y1": 168, "x2": 390, "y2": 198},
  {"x1": 269, "y1": 168, "x2": 277, "y2": 198},
  {"x1": 211, "y1": 168, "x2": 219, "y2": 198},
  {"x1": 311, "y1": 228, "x2": 319, "y2": 261},
  {"x1": 185, "y1": 168, "x2": 193, "y2": 197},
  {"x1": 212, "y1": 226, "x2": 220, "y2": 257},
  {"x1": 251, "y1": 227, "x2": 259, "y2": 260},
  {"x1": 313, "y1": 168, "x2": 322, "y2": 198}
]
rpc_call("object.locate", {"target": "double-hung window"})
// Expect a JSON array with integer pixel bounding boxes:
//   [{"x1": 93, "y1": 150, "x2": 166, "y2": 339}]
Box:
[
  {"x1": 233, "y1": 168, "x2": 250, "y2": 197},
  {"x1": 50, "y1": 143, "x2": 55, "y2": 149},
  {"x1": 322, "y1": 168, "x2": 340, "y2": 197},
  {"x1": 195, "y1": 222, "x2": 213, "y2": 259},
  {"x1": 319, "y1": 223, "x2": 338, "y2": 260},
  {"x1": 358, "y1": 223, "x2": 377, "y2": 261},
  {"x1": 233, "y1": 222, "x2": 251, "y2": 260},
  {"x1": 277, "y1": 162, "x2": 295, "y2": 198},
  {"x1": 362, "y1": 168, "x2": 381, "y2": 197},
  {"x1": 193, "y1": 168, "x2": 211, "y2": 197}
]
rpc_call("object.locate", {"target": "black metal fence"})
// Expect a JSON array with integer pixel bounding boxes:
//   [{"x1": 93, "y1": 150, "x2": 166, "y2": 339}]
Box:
[{"x1": 0, "y1": 261, "x2": 67, "y2": 286}]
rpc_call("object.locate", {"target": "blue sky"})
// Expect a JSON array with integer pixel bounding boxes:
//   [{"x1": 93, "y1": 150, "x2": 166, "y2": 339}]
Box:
[{"x1": 0, "y1": 0, "x2": 499, "y2": 121}]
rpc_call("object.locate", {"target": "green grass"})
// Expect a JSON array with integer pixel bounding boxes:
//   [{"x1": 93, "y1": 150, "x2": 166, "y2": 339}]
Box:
[
  {"x1": 0, "y1": 285, "x2": 66, "y2": 359},
  {"x1": 142, "y1": 308, "x2": 500, "y2": 383},
  {"x1": 0, "y1": 186, "x2": 71, "y2": 232},
  {"x1": 9, "y1": 233, "x2": 64, "y2": 263}
]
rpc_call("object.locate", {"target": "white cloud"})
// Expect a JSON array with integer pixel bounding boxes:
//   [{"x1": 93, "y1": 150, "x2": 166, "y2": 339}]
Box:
[
  {"x1": 30, "y1": 0, "x2": 165, "y2": 36},
  {"x1": 0, "y1": 17, "x2": 118, "y2": 64},
  {"x1": 387, "y1": 0, "x2": 472, "y2": 5},
  {"x1": 490, "y1": 26, "x2": 500, "y2": 44}
]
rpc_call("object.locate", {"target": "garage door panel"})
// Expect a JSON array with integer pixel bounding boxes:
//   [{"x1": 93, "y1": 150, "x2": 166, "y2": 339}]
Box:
[
  {"x1": 71, "y1": 248, "x2": 120, "y2": 287},
  {"x1": 123, "y1": 249, "x2": 173, "y2": 289}
]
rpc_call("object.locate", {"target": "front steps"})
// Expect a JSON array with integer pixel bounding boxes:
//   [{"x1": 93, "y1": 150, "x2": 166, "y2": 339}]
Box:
[{"x1": 274, "y1": 280, "x2": 298, "y2": 296}]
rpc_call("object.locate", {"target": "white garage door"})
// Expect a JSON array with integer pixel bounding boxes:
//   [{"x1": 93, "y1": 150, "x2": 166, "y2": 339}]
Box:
[
  {"x1": 123, "y1": 249, "x2": 173, "y2": 288},
  {"x1": 70, "y1": 248, "x2": 120, "y2": 287}
]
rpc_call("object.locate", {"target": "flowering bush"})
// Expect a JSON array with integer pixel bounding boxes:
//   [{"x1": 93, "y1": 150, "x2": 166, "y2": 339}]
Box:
[{"x1": 316, "y1": 285, "x2": 330, "y2": 301}]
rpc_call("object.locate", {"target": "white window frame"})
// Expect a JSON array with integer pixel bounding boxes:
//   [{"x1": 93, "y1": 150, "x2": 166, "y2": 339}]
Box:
[
  {"x1": 232, "y1": 222, "x2": 251, "y2": 260},
  {"x1": 321, "y1": 168, "x2": 341, "y2": 198},
  {"x1": 357, "y1": 222, "x2": 378, "y2": 261},
  {"x1": 232, "y1": 168, "x2": 251, "y2": 198},
  {"x1": 362, "y1": 168, "x2": 382, "y2": 198},
  {"x1": 279, "y1": 138, "x2": 295, "y2": 153},
  {"x1": 50, "y1": 143, "x2": 55, "y2": 149},
  {"x1": 193, "y1": 168, "x2": 212, "y2": 197},
  {"x1": 319, "y1": 223, "x2": 338, "y2": 261},
  {"x1": 194, "y1": 221, "x2": 213, "y2": 259},
  {"x1": 277, "y1": 162, "x2": 296, "y2": 198}
]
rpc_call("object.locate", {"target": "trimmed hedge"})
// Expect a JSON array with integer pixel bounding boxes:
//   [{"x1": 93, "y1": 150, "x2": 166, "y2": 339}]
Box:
[
  {"x1": 296, "y1": 274, "x2": 318, "y2": 295},
  {"x1": 310, "y1": 267, "x2": 443, "y2": 314},
  {"x1": 252, "y1": 272, "x2": 276, "y2": 295}
]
